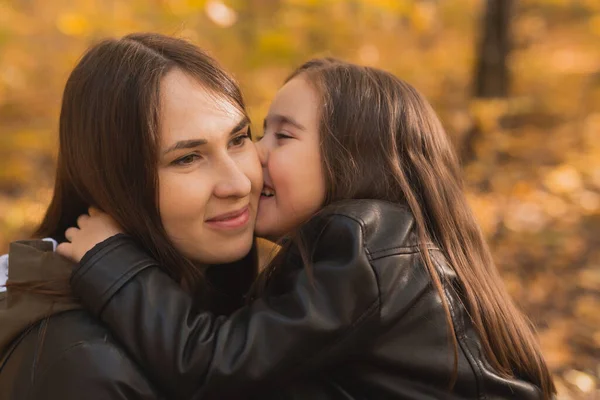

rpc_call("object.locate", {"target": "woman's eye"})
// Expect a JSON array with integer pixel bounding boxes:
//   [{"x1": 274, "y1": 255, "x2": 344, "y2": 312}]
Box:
[
  {"x1": 230, "y1": 134, "x2": 250, "y2": 147},
  {"x1": 173, "y1": 154, "x2": 201, "y2": 166},
  {"x1": 275, "y1": 132, "x2": 293, "y2": 140}
]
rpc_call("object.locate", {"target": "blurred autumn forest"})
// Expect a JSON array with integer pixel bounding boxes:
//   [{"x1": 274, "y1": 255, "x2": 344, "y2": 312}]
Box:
[{"x1": 0, "y1": 0, "x2": 598, "y2": 398}]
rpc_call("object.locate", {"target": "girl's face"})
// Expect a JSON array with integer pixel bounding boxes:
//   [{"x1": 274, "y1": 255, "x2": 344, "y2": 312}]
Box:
[
  {"x1": 254, "y1": 75, "x2": 326, "y2": 241},
  {"x1": 158, "y1": 69, "x2": 262, "y2": 264}
]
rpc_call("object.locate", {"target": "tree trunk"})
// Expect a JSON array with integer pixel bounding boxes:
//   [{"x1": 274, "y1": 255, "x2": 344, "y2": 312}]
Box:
[
  {"x1": 461, "y1": 0, "x2": 515, "y2": 167},
  {"x1": 474, "y1": 0, "x2": 514, "y2": 98}
]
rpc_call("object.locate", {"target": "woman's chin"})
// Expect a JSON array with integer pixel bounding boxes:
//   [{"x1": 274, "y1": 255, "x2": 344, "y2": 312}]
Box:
[
  {"x1": 220, "y1": 240, "x2": 256, "y2": 263},
  {"x1": 205, "y1": 249, "x2": 251, "y2": 265},
  {"x1": 185, "y1": 236, "x2": 255, "y2": 265}
]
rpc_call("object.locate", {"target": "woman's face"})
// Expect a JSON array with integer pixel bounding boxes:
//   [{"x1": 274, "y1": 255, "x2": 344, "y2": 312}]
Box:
[
  {"x1": 158, "y1": 69, "x2": 262, "y2": 264},
  {"x1": 254, "y1": 75, "x2": 326, "y2": 241}
]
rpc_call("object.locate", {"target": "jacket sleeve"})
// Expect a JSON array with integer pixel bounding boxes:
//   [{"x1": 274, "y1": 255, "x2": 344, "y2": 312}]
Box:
[
  {"x1": 30, "y1": 341, "x2": 163, "y2": 399},
  {"x1": 70, "y1": 214, "x2": 381, "y2": 399}
]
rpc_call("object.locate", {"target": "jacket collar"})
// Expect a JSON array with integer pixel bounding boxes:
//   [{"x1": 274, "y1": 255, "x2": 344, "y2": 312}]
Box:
[
  {"x1": 0, "y1": 240, "x2": 81, "y2": 363},
  {"x1": 5, "y1": 239, "x2": 68, "y2": 282}
]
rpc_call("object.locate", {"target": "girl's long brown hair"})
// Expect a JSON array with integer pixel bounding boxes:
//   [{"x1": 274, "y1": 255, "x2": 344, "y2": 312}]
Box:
[
  {"x1": 258, "y1": 58, "x2": 555, "y2": 398},
  {"x1": 8, "y1": 33, "x2": 257, "y2": 313}
]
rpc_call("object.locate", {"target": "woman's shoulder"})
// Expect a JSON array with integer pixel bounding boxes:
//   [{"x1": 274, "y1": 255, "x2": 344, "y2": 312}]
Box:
[
  {"x1": 1, "y1": 309, "x2": 161, "y2": 399},
  {"x1": 27, "y1": 309, "x2": 132, "y2": 358}
]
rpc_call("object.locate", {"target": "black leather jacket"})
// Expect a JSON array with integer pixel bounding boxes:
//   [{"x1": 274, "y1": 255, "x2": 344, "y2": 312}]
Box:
[
  {"x1": 71, "y1": 200, "x2": 544, "y2": 399},
  {"x1": 0, "y1": 240, "x2": 164, "y2": 399},
  {"x1": 0, "y1": 240, "x2": 255, "y2": 399},
  {"x1": 0, "y1": 310, "x2": 166, "y2": 399}
]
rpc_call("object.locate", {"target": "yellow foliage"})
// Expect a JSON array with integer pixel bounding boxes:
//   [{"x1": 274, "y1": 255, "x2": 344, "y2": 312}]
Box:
[
  {"x1": 589, "y1": 13, "x2": 600, "y2": 36},
  {"x1": 1, "y1": 1, "x2": 599, "y2": 397},
  {"x1": 544, "y1": 165, "x2": 583, "y2": 195},
  {"x1": 56, "y1": 12, "x2": 91, "y2": 37}
]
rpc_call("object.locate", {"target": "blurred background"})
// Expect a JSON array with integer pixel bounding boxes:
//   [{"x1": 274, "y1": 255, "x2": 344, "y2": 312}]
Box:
[{"x1": 0, "y1": 0, "x2": 598, "y2": 397}]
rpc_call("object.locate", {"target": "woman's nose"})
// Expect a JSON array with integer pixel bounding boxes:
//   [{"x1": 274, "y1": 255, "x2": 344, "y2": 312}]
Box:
[{"x1": 213, "y1": 157, "x2": 252, "y2": 199}]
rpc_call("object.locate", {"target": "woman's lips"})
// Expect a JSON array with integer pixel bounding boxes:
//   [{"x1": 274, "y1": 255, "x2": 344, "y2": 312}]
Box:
[{"x1": 206, "y1": 206, "x2": 250, "y2": 230}]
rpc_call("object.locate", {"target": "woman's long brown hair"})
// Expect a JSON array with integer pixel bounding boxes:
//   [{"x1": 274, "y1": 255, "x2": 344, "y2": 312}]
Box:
[
  {"x1": 8, "y1": 33, "x2": 257, "y2": 312},
  {"x1": 257, "y1": 58, "x2": 555, "y2": 398}
]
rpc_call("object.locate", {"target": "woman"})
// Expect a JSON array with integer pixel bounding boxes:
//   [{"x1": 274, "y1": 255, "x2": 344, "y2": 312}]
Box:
[
  {"x1": 0, "y1": 33, "x2": 262, "y2": 398},
  {"x1": 60, "y1": 59, "x2": 556, "y2": 399}
]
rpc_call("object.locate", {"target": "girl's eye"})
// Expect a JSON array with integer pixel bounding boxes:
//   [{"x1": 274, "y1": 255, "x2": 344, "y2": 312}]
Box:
[
  {"x1": 173, "y1": 154, "x2": 201, "y2": 166},
  {"x1": 230, "y1": 133, "x2": 250, "y2": 147},
  {"x1": 275, "y1": 132, "x2": 293, "y2": 140}
]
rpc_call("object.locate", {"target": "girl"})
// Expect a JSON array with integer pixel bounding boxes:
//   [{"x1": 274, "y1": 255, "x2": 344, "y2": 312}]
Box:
[
  {"x1": 0, "y1": 33, "x2": 261, "y2": 399},
  {"x1": 60, "y1": 59, "x2": 555, "y2": 399}
]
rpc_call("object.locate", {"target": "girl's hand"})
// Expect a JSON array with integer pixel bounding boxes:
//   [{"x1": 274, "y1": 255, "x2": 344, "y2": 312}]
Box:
[{"x1": 56, "y1": 207, "x2": 124, "y2": 263}]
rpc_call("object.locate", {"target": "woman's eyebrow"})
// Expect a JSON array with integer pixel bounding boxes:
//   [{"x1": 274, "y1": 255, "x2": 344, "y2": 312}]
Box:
[
  {"x1": 229, "y1": 116, "x2": 250, "y2": 136},
  {"x1": 163, "y1": 139, "x2": 207, "y2": 155},
  {"x1": 163, "y1": 116, "x2": 250, "y2": 155},
  {"x1": 263, "y1": 114, "x2": 306, "y2": 131}
]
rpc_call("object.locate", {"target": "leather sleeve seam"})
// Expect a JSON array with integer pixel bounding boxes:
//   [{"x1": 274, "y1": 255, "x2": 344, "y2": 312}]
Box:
[
  {"x1": 324, "y1": 212, "x2": 438, "y2": 261},
  {"x1": 369, "y1": 244, "x2": 440, "y2": 260},
  {"x1": 78, "y1": 233, "x2": 129, "y2": 268},
  {"x1": 95, "y1": 261, "x2": 155, "y2": 316},
  {"x1": 71, "y1": 238, "x2": 130, "y2": 287}
]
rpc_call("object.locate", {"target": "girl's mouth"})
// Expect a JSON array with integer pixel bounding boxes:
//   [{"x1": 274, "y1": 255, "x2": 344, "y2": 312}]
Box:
[{"x1": 261, "y1": 184, "x2": 275, "y2": 198}]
